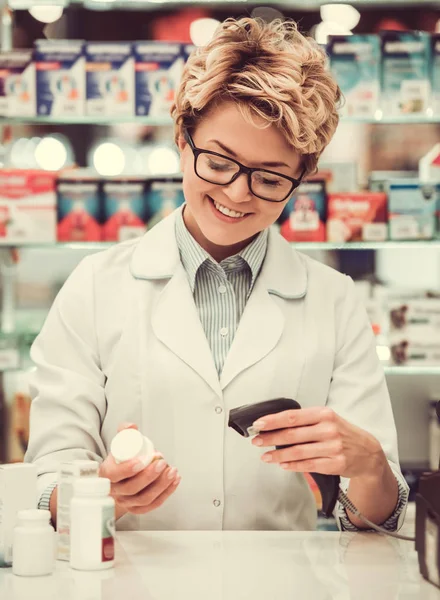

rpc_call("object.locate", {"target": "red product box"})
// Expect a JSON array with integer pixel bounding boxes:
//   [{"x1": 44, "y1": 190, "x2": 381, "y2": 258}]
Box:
[
  {"x1": 326, "y1": 192, "x2": 388, "y2": 242},
  {"x1": 0, "y1": 169, "x2": 57, "y2": 244}
]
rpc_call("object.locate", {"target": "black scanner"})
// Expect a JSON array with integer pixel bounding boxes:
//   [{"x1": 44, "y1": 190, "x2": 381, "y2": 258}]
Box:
[{"x1": 228, "y1": 398, "x2": 340, "y2": 518}]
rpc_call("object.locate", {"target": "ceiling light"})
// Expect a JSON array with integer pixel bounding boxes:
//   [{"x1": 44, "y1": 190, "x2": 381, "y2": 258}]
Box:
[
  {"x1": 190, "y1": 18, "x2": 220, "y2": 47},
  {"x1": 28, "y1": 6, "x2": 64, "y2": 24},
  {"x1": 320, "y1": 4, "x2": 360, "y2": 31}
]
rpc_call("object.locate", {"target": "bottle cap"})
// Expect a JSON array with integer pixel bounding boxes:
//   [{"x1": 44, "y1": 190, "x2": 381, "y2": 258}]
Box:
[
  {"x1": 74, "y1": 477, "x2": 110, "y2": 497},
  {"x1": 111, "y1": 429, "x2": 149, "y2": 464},
  {"x1": 17, "y1": 509, "x2": 51, "y2": 523}
]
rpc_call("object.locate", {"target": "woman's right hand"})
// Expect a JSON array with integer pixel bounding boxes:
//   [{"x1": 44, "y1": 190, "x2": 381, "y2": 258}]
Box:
[{"x1": 99, "y1": 424, "x2": 181, "y2": 520}]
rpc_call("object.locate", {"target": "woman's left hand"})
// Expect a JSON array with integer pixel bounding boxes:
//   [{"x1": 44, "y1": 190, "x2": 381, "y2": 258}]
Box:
[{"x1": 251, "y1": 406, "x2": 385, "y2": 479}]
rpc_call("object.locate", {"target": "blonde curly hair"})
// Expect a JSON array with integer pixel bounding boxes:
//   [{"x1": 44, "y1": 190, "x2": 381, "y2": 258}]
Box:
[{"x1": 171, "y1": 17, "x2": 341, "y2": 176}]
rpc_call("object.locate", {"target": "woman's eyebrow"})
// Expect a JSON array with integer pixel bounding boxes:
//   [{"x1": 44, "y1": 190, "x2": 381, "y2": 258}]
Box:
[{"x1": 208, "y1": 139, "x2": 290, "y2": 169}]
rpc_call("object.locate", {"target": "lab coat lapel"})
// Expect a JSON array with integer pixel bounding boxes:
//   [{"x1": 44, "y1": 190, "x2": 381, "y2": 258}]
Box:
[
  {"x1": 151, "y1": 264, "x2": 222, "y2": 397},
  {"x1": 130, "y1": 208, "x2": 221, "y2": 397},
  {"x1": 220, "y1": 228, "x2": 308, "y2": 390}
]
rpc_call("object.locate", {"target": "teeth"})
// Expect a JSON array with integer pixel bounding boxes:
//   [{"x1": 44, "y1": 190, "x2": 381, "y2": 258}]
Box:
[{"x1": 214, "y1": 200, "x2": 246, "y2": 219}]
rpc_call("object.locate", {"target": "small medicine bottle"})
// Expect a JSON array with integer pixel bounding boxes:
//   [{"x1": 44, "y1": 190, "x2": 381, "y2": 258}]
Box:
[
  {"x1": 70, "y1": 477, "x2": 115, "y2": 571},
  {"x1": 12, "y1": 509, "x2": 55, "y2": 577},
  {"x1": 110, "y1": 428, "x2": 155, "y2": 466}
]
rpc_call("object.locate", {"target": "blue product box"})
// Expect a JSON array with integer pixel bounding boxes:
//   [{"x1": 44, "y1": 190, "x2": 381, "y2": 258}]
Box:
[
  {"x1": 102, "y1": 178, "x2": 149, "y2": 242},
  {"x1": 431, "y1": 34, "x2": 440, "y2": 115},
  {"x1": 85, "y1": 42, "x2": 134, "y2": 117},
  {"x1": 327, "y1": 34, "x2": 380, "y2": 118},
  {"x1": 133, "y1": 42, "x2": 184, "y2": 117},
  {"x1": 0, "y1": 50, "x2": 35, "y2": 117},
  {"x1": 145, "y1": 177, "x2": 185, "y2": 229},
  {"x1": 277, "y1": 180, "x2": 327, "y2": 242},
  {"x1": 181, "y1": 43, "x2": 196, "y2": 63},
  {"x1": 34, "y1": 39, "x2": 85, "y2": 117},
  {"x1": 380, "y1": 31, "x2": 431, "y2": 117},
  {"x1": 387, "y1": 179, "x2": 436, "y2": 240},
  {"x1": 57, "y1": 174, "x2": 102, "y2": 242}
]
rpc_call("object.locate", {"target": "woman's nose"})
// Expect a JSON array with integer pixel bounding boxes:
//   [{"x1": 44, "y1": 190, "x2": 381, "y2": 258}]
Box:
[{"x1": 223, "y1": 173, "x2": 253, "y2": 204}]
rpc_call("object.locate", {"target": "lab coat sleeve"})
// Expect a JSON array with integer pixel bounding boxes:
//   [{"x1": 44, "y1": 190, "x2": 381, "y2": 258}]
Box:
[
  {"x1": 24, "y1": 256, "x2": 107, "y2": 503},
  {"x1": 327, "y1": 275, "x2": 409, "y2": 532}
]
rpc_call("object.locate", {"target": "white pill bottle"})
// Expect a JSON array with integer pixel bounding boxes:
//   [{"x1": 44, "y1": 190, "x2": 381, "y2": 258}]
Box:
[
  {"x1": 12, "y1": 509, "x2": 55, "y2": 577},
  {"x1": 110, "y1": 428, "x2": 155, "y2": 466},
  {"x1": 70, "y1": 478, "x2": 115, "y2": 571}
]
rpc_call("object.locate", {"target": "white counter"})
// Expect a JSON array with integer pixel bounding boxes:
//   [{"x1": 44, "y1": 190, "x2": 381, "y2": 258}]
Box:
[{"x1": 0, "y1": 530, "x2": 438, "y2": 600}]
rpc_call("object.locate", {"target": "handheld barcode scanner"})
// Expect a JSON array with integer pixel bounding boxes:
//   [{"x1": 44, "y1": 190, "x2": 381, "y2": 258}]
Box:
[{"x1": 228, "y1": 398, "x2": 340, "y2": 518}]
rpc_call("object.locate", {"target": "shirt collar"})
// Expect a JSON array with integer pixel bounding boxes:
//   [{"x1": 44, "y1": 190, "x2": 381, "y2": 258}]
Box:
[{"x1": 175, "y1": 204, "x2": 268, "y2": 293}]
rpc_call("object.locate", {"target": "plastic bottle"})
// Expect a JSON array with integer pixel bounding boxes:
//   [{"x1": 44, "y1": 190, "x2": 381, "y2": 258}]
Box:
[
  {"x1": 70, "y1": 478, "x2": 115, "y2": 571},
  {"x1": 110, "y1": 428, "x2": 155, "y2": 466},
  {"x1": 12, "y1": 509, "x2": 55, "y2": 577}
]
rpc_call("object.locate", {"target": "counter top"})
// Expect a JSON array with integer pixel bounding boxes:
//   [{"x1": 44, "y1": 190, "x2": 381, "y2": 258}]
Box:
[{"x1": 0, "y1": 530, "x2": 438, "y2": 600}]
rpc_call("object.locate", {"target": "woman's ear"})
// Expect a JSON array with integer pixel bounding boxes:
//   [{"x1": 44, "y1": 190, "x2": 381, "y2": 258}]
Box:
[{"x1": 177, "y1": 134, "x2": 187, "y2": 152}]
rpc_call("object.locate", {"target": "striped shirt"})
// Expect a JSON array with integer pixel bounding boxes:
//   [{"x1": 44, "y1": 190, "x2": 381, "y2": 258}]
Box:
[{"x1": 175, "y1": 206, "x2": 268, "y2": 376}]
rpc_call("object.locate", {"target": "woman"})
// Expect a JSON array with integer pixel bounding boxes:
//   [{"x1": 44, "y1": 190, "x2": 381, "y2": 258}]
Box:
[{"x1": 25, "y1": 18, "x2": 408, "y2": 532}]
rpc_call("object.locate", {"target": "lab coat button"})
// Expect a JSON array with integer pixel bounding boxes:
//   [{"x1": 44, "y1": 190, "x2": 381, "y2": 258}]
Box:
[
  {"x1": 215, "y1": 406, "x2": 223, "y2": 414},
  {"x1": 213, "y1": 499, "x2": 221, "y2": 507},
  {"x1": 218, "y1": 285, "x2": 227, "y2": 294},
  {"x1": 220, "y1": 327, "x2": 228, "y2": 337}
]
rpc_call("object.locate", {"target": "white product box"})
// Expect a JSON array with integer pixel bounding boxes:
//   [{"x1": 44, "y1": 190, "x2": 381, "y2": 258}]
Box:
[
  {"x1": 0, "y1": 463, "x2": 37, "y2": 567},
  {"x1": 0, "y1": 50, "x2": 35, "y2": 117},
  {"x1": 389, "y1": 299, "x2": 440, "y2": 334},
  {"x1": 86, "y1": 42, "x2": 134, "y2": 117},
  {"x1": 390, "y1": 339, "x2": 440, "y2": 366},
  {"x1": 0, "y1": 170, "x2": 57, "y2": 244},
  {"x1": 35, "y1": 39, "x2": 85, "y2": 117},
  {"x1": 56, "y1": 460, "x2": 99, "y2": 562},
  {"x1": 134, "y1": 42, "x2": 184, "y2": 117}
]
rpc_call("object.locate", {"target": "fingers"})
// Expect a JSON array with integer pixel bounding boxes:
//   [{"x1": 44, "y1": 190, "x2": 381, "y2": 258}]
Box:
[
  {"x1": 99, "y1": 452, "x2": 150, "y2": 484},
  {"x1": 261, "y1": 439, "x2": 343, "y2": 465},
  {"x1": 252, "y1": 421, "x2": 339, "y2": 448},
  {"x1": 252, "y1": 406, "x2": 336, "y2": 432},
  {"x1": 117, "y1": 467, "x2": 181, "y2": 513},
  {"x1": 127, "y1": 475, "x2": 181, "y2": 515},
  {"x1": 279, "y1": 456, "x2": 346, "y2": 475},
  {"x1": 117, "y1": 422, "x2": 138, "y2": 433},
  {"x1": 111, "y1": 459, "x2": 170, "y2": 496}
]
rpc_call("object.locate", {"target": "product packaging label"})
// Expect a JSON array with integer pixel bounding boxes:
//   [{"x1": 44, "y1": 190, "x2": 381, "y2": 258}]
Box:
[
  {"x1": 145, "y1": 178, "x2": 185, "y2": 229},
  {"x1": 0, "y1": 50, "x2": 35, "y2": 117},
  {"x1": 102, "y1": 179, "x2": 148, "y2": 241},
  {"x1": 34, "y1": 40, "x2": 85, "y2": 117},
  {"x1": 278, "y1": 180, "x2": 327, "y2": 242},
  {"x1": 431, "y1": 34, "x2": 440, "y2": 115},
  {"x1": 86, "y1": 42, "x2": 134, "y2": 117},
  {"x1": 57, "y1": 178, "x2": 102, "y2": 242},
  {"x1": 380, "y1": 31, "x2": 431, "y2": 116},
  {"x1": 134, "y1": 42, "x2": 184, "y2": 117},
  {"x1": 327, "y1": 192, "x2": 387, "y2": 242},
  {"x1": 328, "y1": 34, "x2": 380, "y2": 118},
  {"x1": 101, "y1": 505, "x2": 115, "y2": 563},
  {"x1": 388, "y1": 180, "x2": 436, "y2": 240},
  {"x1": 0, "y1": 170, "x2": 56, "y2": 243}
]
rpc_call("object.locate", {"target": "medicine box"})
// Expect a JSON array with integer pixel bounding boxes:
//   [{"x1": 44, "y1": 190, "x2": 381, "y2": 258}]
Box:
[
  {"x1": 145, "y1": 177, "x2": 185, "y2": 229},
  {"x1": 278, "y1": 180, "x2": 327, "y2": 242},
  {"x1": 387, "y1": 179, "x2": 436, "y2": 240},
  {"x1": 380, "y1": 31, "x2": 431, "y2": 117},
  {"x1": 133, "y1": 42, "x2": 184, "y2": 117},
  {"x1": 0, "y1": 463, "x2": 37, "y2": 567},
  {"x1": 431, "y1": 34, "x2": 440, "y2": 115},
  {"x1": 390, "y1": 339, "x2": 440, "y2": 366},
  {"x1": 56, "y1": 460, "x2": 99, "y2": 562},
  {"x1": 34, "y1": 39, "x2": 85, "y2": 117},
  {"x1": 102, "y1": 178, "x2": 149, "y2": 241},
  {"x1": 327, "y1": 34, "x2": 380, "y2": 118},
  {"x1": 57, "y1": 172, "x2": 102, "y2": 242},
  {"x1": 0, "y1": 50, "x2": 35, "y2": 117},
  {"x1": 0, "y1": 170, "x2": 57, "y2": 244},
  {"x1": 327, "y1": 191, "x2": 387, "y2": 242},
  {"x1": 388, "y1": 299, "x2": 440, "y2": 334},
  {"x1": 85, "y1": 42, "x2": 134, "y2": 117}
]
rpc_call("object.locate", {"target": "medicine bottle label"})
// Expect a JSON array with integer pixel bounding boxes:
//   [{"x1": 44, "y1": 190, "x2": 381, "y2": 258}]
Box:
[{"x1": 101, "y1": 505, "x2": 115, "y2": 563}]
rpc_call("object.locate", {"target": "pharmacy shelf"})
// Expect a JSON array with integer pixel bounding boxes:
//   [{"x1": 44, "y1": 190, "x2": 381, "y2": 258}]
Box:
[
  {"x1": 0, "y1": 115, "x2": 173, "y2": 127},
  {"x1": 383, "y1": 366, "x2": 440, "y2": 376},
  {"x1": 2, "y1": 115, "x2": 440, "y2": 126},
  {"x1": 11, "y1": 240, "x2": 440, "y2": 251}
]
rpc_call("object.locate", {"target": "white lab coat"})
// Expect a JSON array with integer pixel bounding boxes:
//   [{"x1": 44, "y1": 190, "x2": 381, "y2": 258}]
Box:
[{"x1": 25, "y1": 206, "x2": 408, "y2": 531}]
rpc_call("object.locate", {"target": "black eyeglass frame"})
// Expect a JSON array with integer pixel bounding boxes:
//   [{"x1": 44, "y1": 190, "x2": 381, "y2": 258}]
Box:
[{"x1": 184, "y1": 130, "x2": 306, "y2": 203}]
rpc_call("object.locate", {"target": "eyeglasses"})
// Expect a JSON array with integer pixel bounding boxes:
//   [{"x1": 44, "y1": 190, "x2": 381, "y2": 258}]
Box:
[{"x1": 184, "y1": 130, "x2": 306, "y2": 203}]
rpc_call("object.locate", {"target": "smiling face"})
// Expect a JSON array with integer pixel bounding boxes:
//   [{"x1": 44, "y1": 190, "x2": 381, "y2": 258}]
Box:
[{"x1": 178, "y1": 102, "x2": 303, "y2": 262}]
